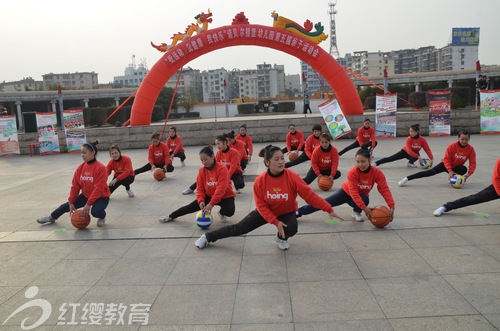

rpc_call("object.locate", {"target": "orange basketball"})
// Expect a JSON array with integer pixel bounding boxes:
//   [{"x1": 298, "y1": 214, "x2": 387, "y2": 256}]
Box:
[
  {"x1": 70, "y1": 210, "x2": 91, "y2": 229},
  {"x1": 288, "y1": 152, "x2": 298, "y2": 162},
  {"x1": 153, "y1": 168, "x2": 165, "y2": 181},
  {"x1": 369, "y1": 205, "x2": 392, "y2": 228},
  {"x1": 318, "y1": 176, "x2": 333, "y2": 191}
]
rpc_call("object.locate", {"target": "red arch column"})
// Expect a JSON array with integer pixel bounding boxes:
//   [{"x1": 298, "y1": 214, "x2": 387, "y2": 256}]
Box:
[{"x1": 130, "y1": 24, "x2": 363, "y2": 126}]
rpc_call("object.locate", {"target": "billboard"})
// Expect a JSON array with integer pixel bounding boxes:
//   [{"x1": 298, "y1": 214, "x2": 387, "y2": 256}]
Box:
[{"x1": 452, "y1": 28, "x2": 480, "y2": 46}]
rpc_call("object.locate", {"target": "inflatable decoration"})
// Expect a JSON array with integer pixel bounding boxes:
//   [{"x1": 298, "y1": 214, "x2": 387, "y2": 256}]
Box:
[
  {"x1": 130, "y1": 10, "x2": 363, "y2": 126},
  {"x1": 271, "y1": 11, "x2": 327, "y2": 44},
  {"x1": 151, "y1": 9, "x2": 213, "y2": 52}
]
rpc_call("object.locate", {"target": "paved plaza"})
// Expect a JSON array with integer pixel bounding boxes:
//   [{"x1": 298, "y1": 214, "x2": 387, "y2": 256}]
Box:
[{"x1": 0, "y1": 128, "x2": 499, "y2": 330}]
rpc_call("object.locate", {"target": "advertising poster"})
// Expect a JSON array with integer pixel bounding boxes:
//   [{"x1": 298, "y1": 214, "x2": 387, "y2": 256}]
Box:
[
  {"x1": 428, "y1": 91, "x2": 451, "y2": 136},
  {"x1": 63, "y1": 109, "x2": 86, "y2": 153},
  {"x1": 375, "y1": 93, "x2": 397, "y2": 138},
  {"x1": 0, "y1": 115, "x2": 20, "y2": 156},
  {"x1": 318, "y1": 98, "x2": 352, "y2": 140},
  {"x1": 36, "y1": 112, "x2": 60, "y2": 155},
  {"x1": 479, "y1": 90, "x2": 500, "y2": 134}
]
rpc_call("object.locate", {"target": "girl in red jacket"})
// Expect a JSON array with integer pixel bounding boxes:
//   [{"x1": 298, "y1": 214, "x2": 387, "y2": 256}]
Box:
[
  {"x1": 166, "y1": 126, "x2": 186, "y2": 166},
  {"x1": 134, "y1": 132, "x2": 174, "y2": 176},
  {"x1": 303, "y1": 133, "x2": 342, "y2": 185},
  {"x1": 281, "y1": 124, "x2": 305, "y2": 155},
  {"x1": 297, "y1": 148, "x2": 395, "y2": 222},
  {"x1": 195, "y1": 145, "x2": 343, "y2": 250},
  {"x1": 374, "y1": 124, "x2": 434, "y2": 168},
  {"x1": 285, "y1": 124, "x2": 322, "y2": 168},
  {"x1": 182, "y1": 134, "x2": 245, "y2": 194},
  {"x1": 227, "y1": 130, "x2": 248, "y2": 171},
  {"x1": 107, "y1": 143, "x2": 135, "y2": 197},
  {"x1": 433, "y1": 157, "x2": 500, "y2": 216},
  {"x1": 36, "y1": 140, "x2": 111, "y2": 227},
  {"x1": 399, "y1": 129, "x2": 476, "y2": 187},
  {"x1": 236, "y1": 124, "x2": 253, "y2": 163},
  {"x1": 159, "y1": 146, "x2": 236, "y2": 223},
  {"x1": 338, "y1": 118, "x2": 378, "y2": 156}
]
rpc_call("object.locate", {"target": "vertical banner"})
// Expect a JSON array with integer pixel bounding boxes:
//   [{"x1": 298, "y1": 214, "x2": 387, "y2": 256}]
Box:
[
  {"x1": 0, "y1": 115, "x2": 20, "y2": 156},
  {"x1": 480, "y1": 90, "x2": 500, "y2": 134},
  {"x1": 63, "y1": 109, "x2": 86, "y2": 153},
  {"x1": 318, "y1": 98, "x2": 352, "y2": 140},
  {"x1": 428, "y1": 91, "x2": 451, "y2": 136},
  {"x1": 375, "y1": 93, "x2": 397, "y2": 138},
  {"x1": 36, "y1": 112, "x2": 60, "y2": 155}
]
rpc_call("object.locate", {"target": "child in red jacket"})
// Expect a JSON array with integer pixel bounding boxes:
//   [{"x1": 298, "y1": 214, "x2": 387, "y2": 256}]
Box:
[
  {"x1": 36, "y1": 140, "x2": 111, "y2": 227},
  {"x1": 107, "y1": 143, "x2": 135, "y2": 197},
  {"x1": 195, "y1": 145, "x2": 343, "y2": 250},
  {"x1": 236, "y1": 124, "x2": 254, "y2": 163},
  {"x1": 338, "y1": 118, "x2": 377, "y2": 156},
  {"x1": 159, "y1": 146, "x2": 236, "y2": 223},
  {"x1": 302, "y1": 133, "x2": 341, "y2": 185},
  {"x1": 134, "y1": 132, "x2": 174, "y2": 176},
  {"x1": 399, "y1": 129, "x2": 476, "y2": 187},
  {"x1": 166, "y1": 126, "x2": 186, "y2": 166},
  {"x1": 298, "y1": 148, "x2": 395, "y2": 222},
  {"x1": 285, "y1": 124, "x2": 322, "y2": 168},
  {"x1": 434, "y1": 157, "x2": 500, "y2": 216},
  {"x1": 374, "y1": 123, "x2": 433, "y2": 168}
]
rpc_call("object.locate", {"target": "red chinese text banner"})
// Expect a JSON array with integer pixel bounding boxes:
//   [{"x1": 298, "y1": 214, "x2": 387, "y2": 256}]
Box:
[
  {"x1": 36, "y1": 112, "x2": 60, "y2": 155},
  {"x1": 428, "y1": 91, "x2": 451, "y2": 136},
  {"x1": 63, "y1": 109, "x2": 86, "y2": 153}
]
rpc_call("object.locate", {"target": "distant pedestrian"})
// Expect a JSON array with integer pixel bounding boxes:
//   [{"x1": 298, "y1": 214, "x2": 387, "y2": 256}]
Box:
[{"x1": 303, "y1": 94, "x2": 312, "y2": 114}]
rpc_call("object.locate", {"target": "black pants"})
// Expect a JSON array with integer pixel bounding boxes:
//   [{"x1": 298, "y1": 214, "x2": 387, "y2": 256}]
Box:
[
  {"x1": 109, "y1": 175, "x2": 135, "y2": 193},
  {"x1": 240, "y1": 159, "x2": 248, "y2": 171},
  {"x1": 51, "y1": 194, "x2": 109, "y2": 220},
  {"x1": 171, "y1": 152, "x2": 186, "y2": 162},
  {"x1": 134, "y1": 163, "x2": 174, "y2": 175},
  {"x1": 376, "y1": 149, "x2": 418, "y2": 166},
  {"x1": 444, "y1": 184, "x2": 499, "y2": 212},
  {"x1": 281, "y1": 145, "x2": 304, "y2": 154},
  {"x1": 407, "y1": 162, "x2": 467, "y2": 181},
  {"x1": 285, "y1": 152, "x2": 310, "y2": 168},
  {"x1": 303, "y1": 104, "x2": 312, "y2": 114},
  {"x1": 189, "y1": 173, "x2": 245, "y2": 191},
  {"x1": 303, "y1": 168, "x2": 341, "y2": 185},
  {"x1": 205, "y1": 210, "x2": 298, "y2": 243},
  {"x1": 338, "y1": 140, "x2": 377, "y2": 156},
  {"x1": 170, "y1": 196, "x2": 235, "y2": 219}
]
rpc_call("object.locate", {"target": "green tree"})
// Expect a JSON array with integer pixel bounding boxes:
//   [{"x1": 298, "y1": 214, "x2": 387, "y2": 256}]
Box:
[
  {"x1": 156, "y1": 87, "x2": 178, "y2": 115},
  {"x1": 177, "y1": 87, "x2": 198, "y2": 114}
]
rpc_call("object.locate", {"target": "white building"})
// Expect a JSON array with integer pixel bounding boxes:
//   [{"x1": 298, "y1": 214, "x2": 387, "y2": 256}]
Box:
[
  {"x1": 113, "y1": 57, "x2": 148, "y2": 87},
  {"x1": 165, "y1": 67, "x2": 203, "y2": 102},
  {"x1": 284, "y1": 74, "x2": 301, "y2": 96},
  {"x1": 201, "y1": 68, "x2": 227, "y2": 102},
  {"x1": 43, "y1": 72, "x2": 98, "y2": 89},
  {"x1": 237, "y1": 70, "x2": 259, "y2": 100},
  {"x1": 0, "y1": 77, "x2": 44, "y2": 92}
]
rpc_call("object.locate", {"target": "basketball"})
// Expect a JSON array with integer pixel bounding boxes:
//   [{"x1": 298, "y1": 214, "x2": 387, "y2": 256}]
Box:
[
  {"x1": 70, "y1": 210, "x2": 91, "y2": 229},
  {"x1": 450, "y1": 174, "x2": 464, "y2": 189},
  {"x1": 153, "y1": 168, "x2": 165, "y2": 181},
  {"x1": 318, "y1": 176, "x2": 333, "y2": 191},
  {"x1": 419, "y1": 158, "x2": 432, "y2": 169},
  {"x1": 195, "y1": 211, "x2": 213, "y2": 229},
  {"x1": 369, "y1": 205, "x2": 392, "y2": 228},
  {"x1": 288, "y1": 152, "x2": 298, "y2": 162}
]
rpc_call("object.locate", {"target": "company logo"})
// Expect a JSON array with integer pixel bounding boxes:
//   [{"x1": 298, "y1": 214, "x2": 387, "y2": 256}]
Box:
[
  {"x1": 80, "y1": 175, "x2": 94, "y2": 182},
  {"x1": 206, "y1": 180, "x2": 218, "y2": 187},
  {"x1": 2, "y1": 286, "x2": 151, "y2": 329},
  {"x1": 455, "y1": 153, "x2": 467, "y2": 161},
  {"x1": 266, "y1": 187, "x2": 289, "y2": 201}
]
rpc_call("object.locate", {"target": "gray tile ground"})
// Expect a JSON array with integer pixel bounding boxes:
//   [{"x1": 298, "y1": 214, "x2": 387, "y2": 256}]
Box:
[{"x1": 1, "y1": 122, "x2": 500, "y2": 329}]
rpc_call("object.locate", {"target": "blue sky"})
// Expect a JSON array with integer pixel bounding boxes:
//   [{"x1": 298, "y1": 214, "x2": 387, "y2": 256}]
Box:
[{"x1": 2, "y1": 0, "x2": 498, "y2": 84}]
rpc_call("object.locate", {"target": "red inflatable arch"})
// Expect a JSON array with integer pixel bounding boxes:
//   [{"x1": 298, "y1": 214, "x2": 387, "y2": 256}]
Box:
[{"x1": 130, "y1": 24, "x2": 363, "y2": 126}]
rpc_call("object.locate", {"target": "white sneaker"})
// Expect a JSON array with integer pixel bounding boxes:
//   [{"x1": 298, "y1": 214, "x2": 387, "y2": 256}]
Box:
[
  {"x1": 181, "y1": 161, "x2": 185, "y2": 166},
  {"x1": 195, "y1": 234, "x2": 208, "y2": 249},
  {"x1": 218, "y1": 212, "x2": 228, "y2": 223},
  {"x1": 352, "y1": 211, "x2": 364, "y2": 222},
  {"x1": 398, "y1": 177, "x2": 408, "y2": 187},
  {"x1": 126, "y1": 189, "x2": 134, "y2": 198},
  {"x1": 407, "y1": 162, "x2": 417, "y2": 168},
  {"x1": 97, "y1": 218, "x2": 106, "y2": 227},
  {"x1": 182, "y1": 188, "x2": 194, "y2": 195},
  {"x1": 433, "y1": 206, "x2": 447, "y2": 217},
  {"x1": 275, "y1": 236, "x2": 289, "y2": 250},
  {"x1": 37, "y1": 215, "x2": 55, "y2": 224},
  {"x1": 159, "y1": 215, "x2": 174, "y2": 223},
  {"x1": 235, "y1": 188, "x2": 241, "y2": 194}
]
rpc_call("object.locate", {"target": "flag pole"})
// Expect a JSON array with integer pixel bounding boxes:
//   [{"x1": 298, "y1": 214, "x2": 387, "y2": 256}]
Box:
[{"x1": 57, "y1": 84, "x2": 64, "y2": 129}]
